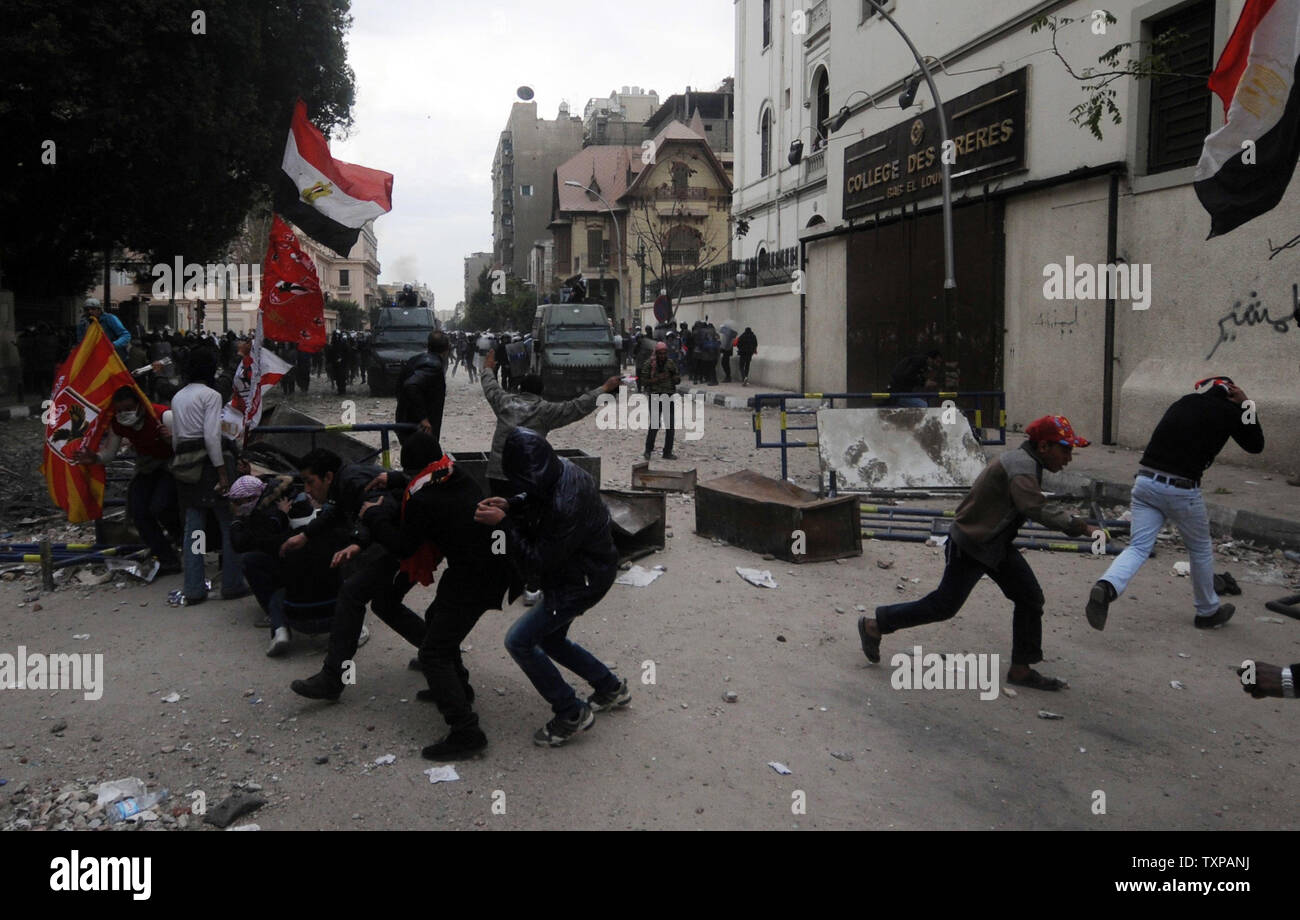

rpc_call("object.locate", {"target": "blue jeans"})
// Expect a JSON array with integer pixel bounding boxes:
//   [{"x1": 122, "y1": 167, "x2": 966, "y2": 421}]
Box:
[
  {"x1": 1101, "y1": 474, "x2": 1220, "y2": 616},
  {"x1": 182, "y1": 503, "x2": 246, "y2": 600},
  {"x1": 505, "y1": 597, "x2": 619, "y2": 718}
]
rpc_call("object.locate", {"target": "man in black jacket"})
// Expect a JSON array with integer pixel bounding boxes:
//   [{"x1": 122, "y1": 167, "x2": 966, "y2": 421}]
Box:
[
  {"x1": 475, "y1": 428, "x2": 628, "y2": 747},
  {"x1": 359, "y1": 433, "x2": 514, "y2": 759},
  {"x1": 287, "y1": 448, "x2": 427, "y2": 700},
  {"x1": 736, "y1": 327, "x2": 758, "y2": 386},
  {"x1": 396, "y1": 331, "x2": 449, "y2": 446},
  {"x1": 1086, "y1": 376, "x2": 1265, "y2": 631}
]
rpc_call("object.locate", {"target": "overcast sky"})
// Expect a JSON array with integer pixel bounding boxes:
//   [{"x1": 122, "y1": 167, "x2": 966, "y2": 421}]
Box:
[{"x1": 329, "y1": 0, "x2": 735, "y2": 312}]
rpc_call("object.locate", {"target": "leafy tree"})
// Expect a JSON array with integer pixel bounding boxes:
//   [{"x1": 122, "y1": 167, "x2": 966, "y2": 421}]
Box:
[
  {"x1": 627, "y1": 195, "x2": 730, "y2": 321},
  {"x1": 0, "y1": 0, "x2": 356, "y2": 306},
  {"x1": 330, "y1": 298, "x2": 362, "y2": 330},
  {"x1": 1030, "y1": 12, "x2": 1199, "y2": 140},
  {"x1": 462, "y1": 266, "x2": 536, "y2": 332}
]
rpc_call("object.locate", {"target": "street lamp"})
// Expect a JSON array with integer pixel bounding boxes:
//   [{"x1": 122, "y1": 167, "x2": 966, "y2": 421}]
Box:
[
  {"x1": 858, "y1": 0, "x2": 955, "y2": 292},
  {"x1": 564, "y1": 180, "x2": 627, "y2": 328}
]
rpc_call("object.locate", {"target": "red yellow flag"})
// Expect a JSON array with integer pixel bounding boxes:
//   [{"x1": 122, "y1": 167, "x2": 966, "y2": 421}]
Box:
[
  {"x1": 40, "y1": 320, "x2": 153, "y2": 523},
  {"x1": 260, "y1": 215, "x2": 327, "y2": 353}
]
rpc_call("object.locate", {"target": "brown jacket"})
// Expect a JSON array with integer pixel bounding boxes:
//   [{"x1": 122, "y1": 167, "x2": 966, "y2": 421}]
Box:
[{"x1": 949, "y1": 441, "x2": 1087, "y2": 567}]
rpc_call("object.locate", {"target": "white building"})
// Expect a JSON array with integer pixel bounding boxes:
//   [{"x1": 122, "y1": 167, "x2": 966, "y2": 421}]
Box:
[{"x1": 734, "y1": 0, "x2": 1299, "y2": 469}]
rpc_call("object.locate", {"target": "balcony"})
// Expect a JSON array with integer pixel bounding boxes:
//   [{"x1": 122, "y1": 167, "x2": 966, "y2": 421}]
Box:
[
  {"x1": 805, "y1": 0, "x2": 830, "y2": 45},
  {"x1": 803, "y1": 148, "x2": 826, "y2": 182},
  {"x1": 653, "y1": 186, "x2": 710, "y2": 201}
]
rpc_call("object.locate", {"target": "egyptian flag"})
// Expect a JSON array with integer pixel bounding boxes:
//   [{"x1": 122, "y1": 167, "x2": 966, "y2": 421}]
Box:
[
  {"x1": 259, "y1": 215, "x2": 328, "y2": 353},
  {"x1": 274, "y1": 98, "x2": 393, "y2": 256},
  {"x1": 40, "y1": 320, "x2": 154, "y2": 523},
  {"x1": 1194, "y1": 0, "x2": 1300, "y2": 237},
  {"x1": 221, "y1": 311, "x2": 292, "y2": 445}
]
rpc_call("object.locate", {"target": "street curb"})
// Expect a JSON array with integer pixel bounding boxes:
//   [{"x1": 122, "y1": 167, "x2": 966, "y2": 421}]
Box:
[
  {"x1": 0, "y1": 403, "x2": 44, "y2": 422},
  {"x1": 1046, "y1": 469, "x2": 1300, "y2": 552},
  {"x1": 676, "y1": 385, "x2": 754, "y2": 411}
]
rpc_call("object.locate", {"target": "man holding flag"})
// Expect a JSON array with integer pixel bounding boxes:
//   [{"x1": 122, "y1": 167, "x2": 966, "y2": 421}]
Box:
[{"x1": 41, "y1": 317, "x2": 149, "y2": 524}]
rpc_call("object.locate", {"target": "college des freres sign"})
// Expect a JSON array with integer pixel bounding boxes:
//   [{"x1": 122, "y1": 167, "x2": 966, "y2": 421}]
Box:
[{"x1": 843, "y1": 68, "x2": 1027, "y2": 219}]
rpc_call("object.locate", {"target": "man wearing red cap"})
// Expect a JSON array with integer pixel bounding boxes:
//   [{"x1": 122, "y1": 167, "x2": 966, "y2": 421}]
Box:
[
  {"x1": 858, "y1": 415, "x2": 1102, "y2": 691},
  {"x1": 1085, "y1": 376, "x2": 1263, "y2": 631}
]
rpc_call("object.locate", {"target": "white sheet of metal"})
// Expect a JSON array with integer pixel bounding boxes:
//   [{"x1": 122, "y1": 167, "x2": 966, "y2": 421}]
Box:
[{"x1": 817, "y1": 408, "x2": 988, "y2": 490}]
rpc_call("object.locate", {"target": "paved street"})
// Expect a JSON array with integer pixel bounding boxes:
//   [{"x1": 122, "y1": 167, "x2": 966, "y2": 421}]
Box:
[{"x1": 2, "y1": 371, "x2": 1297, "y2": 830}]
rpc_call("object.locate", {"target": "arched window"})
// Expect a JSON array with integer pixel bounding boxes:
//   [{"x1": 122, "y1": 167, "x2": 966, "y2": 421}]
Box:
[
  {"x1": 813, "y1": 67, "x2": 830, "y2": 148},
  {"x1": 760, "y1": 108, "x2": 772, "y2": 177},
  {"x1": 757, "y1": 246, "x2": 769, "y2": 269},
  {"x1": 806, "y1": 214, "x2": 826, "y2": 228}
]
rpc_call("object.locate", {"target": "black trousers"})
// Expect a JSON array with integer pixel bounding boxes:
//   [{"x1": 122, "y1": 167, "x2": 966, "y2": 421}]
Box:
[
  {"x1": 875, "y1": 541, "x2": 1045, "y2": 666},
  {"x1": 720, "y1": 353, "x2": 732, "y2": 381},
  {"x1": 738, "y1": 354, "x2": 753, "y2": 380},
  {"x1": 417, "y1": 583, "x2": 499, "y2": 730},
  {"x1": 644, "y1": 398, "x2": 675, "y2": 456},
  {"x1": 323, "y1": 544, "x2": 425, "y2": 677}
]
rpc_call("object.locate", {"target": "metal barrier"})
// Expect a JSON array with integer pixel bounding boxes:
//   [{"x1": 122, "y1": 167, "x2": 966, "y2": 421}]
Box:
[
  {"x1": 250, "y1": 422, "x2": 416, "y2": 470},
  {"x1": 751, "y1": 391, "x2": 1007, "y2": 482}
]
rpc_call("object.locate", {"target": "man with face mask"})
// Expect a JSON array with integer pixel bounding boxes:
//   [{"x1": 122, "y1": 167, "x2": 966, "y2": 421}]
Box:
[
  {"x1": 475, "y1": 428, "x2": 628, "y2": 747},
  {"x1": 75, "y1": 386, "x2": 181, "y2": 575},
  {"x1": 639, "y1": 341, "x2": 681, "y2": 460}
]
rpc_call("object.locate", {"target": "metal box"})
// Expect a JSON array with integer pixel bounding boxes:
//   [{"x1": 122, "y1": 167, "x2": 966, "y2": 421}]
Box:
[{"x1": 695, "y1": 470, "x2": 862, "y2": 563}]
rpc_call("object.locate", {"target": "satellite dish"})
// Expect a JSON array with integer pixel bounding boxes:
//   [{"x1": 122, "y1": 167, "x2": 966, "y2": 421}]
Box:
[{"x1": 516, "y1": 86, "x2": 535, "y2": 101}]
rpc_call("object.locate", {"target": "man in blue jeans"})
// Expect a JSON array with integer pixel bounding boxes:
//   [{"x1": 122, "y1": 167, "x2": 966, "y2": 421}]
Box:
[
  {"x1": 1086, "y1": 376, "x2": 1264, "y2": 631},
  {"x1": 474, "y1": 428, "x2": 629, "y2": 746}
]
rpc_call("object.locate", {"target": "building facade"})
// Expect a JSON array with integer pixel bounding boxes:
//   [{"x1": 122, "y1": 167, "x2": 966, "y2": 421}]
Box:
[
  {"x1": 644, "y1": 81, "x2": 737, "y2": 155},
  {"x1": 492, "y1": 102, "x2": 586, "y2": 283},
  {"x1": 734, "y1": 0, "x2": 1300, "y2": 470},
  {"x1": 464, "y1": 251, "x2": 494, "y2": 305},
  {"x1": 584, "y1": 87, "x2": 661, "y2": 148}
]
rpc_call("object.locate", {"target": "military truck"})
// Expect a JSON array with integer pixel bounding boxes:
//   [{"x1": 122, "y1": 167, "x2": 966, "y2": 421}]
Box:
[
  {"x1": 367, "y1": 305, "x2": 437, "y2": 397},
  {"x1": 529, "y1": 302, "x2": 618, "y2": 399}
]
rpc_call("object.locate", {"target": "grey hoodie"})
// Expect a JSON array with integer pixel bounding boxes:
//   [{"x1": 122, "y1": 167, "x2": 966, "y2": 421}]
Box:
[{"x1": 480, "y1": 373, "x2": 604, "y2": 480}]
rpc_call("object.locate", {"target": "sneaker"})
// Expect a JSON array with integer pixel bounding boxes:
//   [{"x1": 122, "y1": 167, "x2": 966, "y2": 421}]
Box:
[
  {"x1": 266, "y1": 626, "x2": 291, "y2": 658},
  {"x1": 532, "y1": 703, "x2": 595, "y2": 747},
  {"x1": 588, "y1": 678, "x2": 631, "y2": 712},
  {"x1": 522, "y1": 589, "x2": 542, "y2": 606},
  {"x1": 1086, "y1": 580, "x2": 1114, "y2": 631},
  {"x1": 1193, "y1": 604, "x2": 1235, "y2": 629},
  {"x1": 356, "y1": 625, "x2": 370, "y2": 648},
  {"x1": 643, "y1": 450, "x2": 652, "y2": 461},
  {"x1": 662, "y1": 452, "x2": 678, "y2": 460},
  {"x1": 422, "y1": 727, "x2": 488, "y2": 760},
  {"x1": 290, "y1": 670, "x2": 343, "y2": 701}
]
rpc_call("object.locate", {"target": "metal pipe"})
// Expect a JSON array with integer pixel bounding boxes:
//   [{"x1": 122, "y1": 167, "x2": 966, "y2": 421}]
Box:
[
  {"x1": 864, "y1": 0, "x2": 955, "y2": 291},
  {"x1": 1103, "y1": 171, "x2": 1120, "y2": 445}
]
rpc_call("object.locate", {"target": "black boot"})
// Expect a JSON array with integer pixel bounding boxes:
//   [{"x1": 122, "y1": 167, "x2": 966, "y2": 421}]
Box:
[
  {"x1": 290, "y1": 669, "x2": 344, "y2": 701},
  {"x1": 422, "y1": 727, "x2": 488, "y2": 760}
]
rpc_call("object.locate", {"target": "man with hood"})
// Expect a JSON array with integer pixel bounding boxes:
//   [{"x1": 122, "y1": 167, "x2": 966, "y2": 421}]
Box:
[
  {"x1": 481, "y1": 347, "x2": 620, "y2": 495},
  {"x1": 358, "y1": 433, "x2": 515, "y2": 759},
  {"x1": 736, "y1": 327, "x2": 758, "y2": 386},
  {"x1": 474, "y1": 428, "x2": 628, "y2": 747},
  {"x1": 1085, "y1": 376, "x2": 1264, "y2": 631}
]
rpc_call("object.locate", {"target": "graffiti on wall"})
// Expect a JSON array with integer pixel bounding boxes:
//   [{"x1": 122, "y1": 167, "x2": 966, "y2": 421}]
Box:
[{"x1": 1205, "y1": 285, "x2": 1300, "y2": 360}]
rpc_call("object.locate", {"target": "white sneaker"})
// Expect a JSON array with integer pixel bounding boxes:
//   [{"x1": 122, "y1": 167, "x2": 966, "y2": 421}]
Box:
[
  {"x1": 356, "y1": 625, "x2": 371, "y2": 648},
  {"x1": 266, "y1": 626, "x2": 291, "y2": 658},
  {"x1": 523, "y1": 589, "x2": 542, "y2": 606}
]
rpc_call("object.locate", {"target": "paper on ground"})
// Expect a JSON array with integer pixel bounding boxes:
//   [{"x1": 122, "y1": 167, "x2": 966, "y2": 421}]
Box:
[
  {"x1": 737, "y1": 568, "x2": 778, "y2": 589},
  {"x1": 616, "y1": 565, "x2": 665, "y2": 587},
  {"x1": 424, "y1": 765, "x2": 460, "y2": 784}
]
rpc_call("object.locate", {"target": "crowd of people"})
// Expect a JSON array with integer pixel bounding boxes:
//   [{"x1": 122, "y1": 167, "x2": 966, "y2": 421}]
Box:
[{"x1": 67, "y1": 316, "x2": 643, "y2": 757}]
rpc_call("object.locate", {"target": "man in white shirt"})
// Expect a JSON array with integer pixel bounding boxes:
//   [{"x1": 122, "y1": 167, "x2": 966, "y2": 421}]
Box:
[{"x1": 167, "y1": 348, "x2": 247, "y2": 605}]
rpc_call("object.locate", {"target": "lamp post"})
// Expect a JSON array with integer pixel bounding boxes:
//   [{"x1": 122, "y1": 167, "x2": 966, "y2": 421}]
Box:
[
  {"x1": 855, "y1": 0, "x2": 956, "y2": 293},
  {"x1": 564, "y1": 180, "x2": 627, "y2": 329}
]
